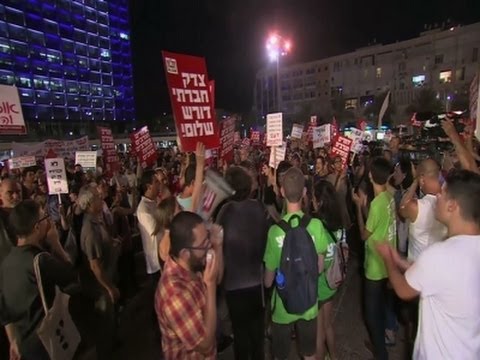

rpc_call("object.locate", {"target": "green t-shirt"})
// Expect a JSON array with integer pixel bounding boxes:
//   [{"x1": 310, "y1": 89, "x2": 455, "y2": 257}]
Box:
[
  {"x1": 364, "y1": 191, "x2": 397, "y2": 280},
  {"x1": 317, "y1": 229, "x2": 344, "y2": 301},
  {"x1": 263, "y1": 211, "x2": 329, "y2": 324}
]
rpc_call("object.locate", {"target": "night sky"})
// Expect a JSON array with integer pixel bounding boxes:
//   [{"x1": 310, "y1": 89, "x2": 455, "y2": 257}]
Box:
[{"x1": 129, "y1": 0, "x2": 480, "y2": 120}]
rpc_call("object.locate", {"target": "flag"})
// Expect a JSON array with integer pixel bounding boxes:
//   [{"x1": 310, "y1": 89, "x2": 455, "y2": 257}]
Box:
[{"x1": 377, "y1": 91, "x2": 391, "y2": 129}]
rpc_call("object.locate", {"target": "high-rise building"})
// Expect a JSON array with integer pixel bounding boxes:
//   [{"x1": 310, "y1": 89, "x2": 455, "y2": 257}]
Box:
[
  {"x1": 0, "y1": 0, "x2": 134, "y2": 129},
  {"x1": 254, "y1": 22, "x2": 480, "y2": 125}
]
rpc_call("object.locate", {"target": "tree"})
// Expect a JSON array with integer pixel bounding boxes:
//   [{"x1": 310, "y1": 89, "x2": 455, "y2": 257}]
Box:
[
  {"x1": 363, "y1": 91, "x2": 397, "y2": 127},
  {"x1": 405, "y1": 88, "x2": 444, "y2": 115}
]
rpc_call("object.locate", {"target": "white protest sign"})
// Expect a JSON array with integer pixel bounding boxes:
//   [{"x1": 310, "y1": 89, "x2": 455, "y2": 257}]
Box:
[
  {"x1": 347, "y1": 127, "x2": 364, "y2": 154},
  {"x1": 313, "y1": 124, "x2": 331, "y2": 149},
  {"x1": 75, "y1": 151, "x2": 97, "y2": 170},
  {"x1": 8, "y1": 156, "x2": 36, "y2": 169},
  {"x1": 45, "y1": 158, "x2": 69, "y2": 195},
  {"x1": 0, "y1": 85, "x2": 26, "y2": 135},
  {"x1": 291, "y1": 123, "x2": 303, "y2": 139},
  {"x1": 266, "y1": 112, "x2": 283, "y2": 147},
  {"x1": 269, "y1": 142, "x2": 287, "y2": 169}
]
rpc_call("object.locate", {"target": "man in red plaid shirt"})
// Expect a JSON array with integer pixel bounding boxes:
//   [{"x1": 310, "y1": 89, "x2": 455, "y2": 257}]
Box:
[{"x1": 155, "y1": 211, "x2": 223, "y2": 359}]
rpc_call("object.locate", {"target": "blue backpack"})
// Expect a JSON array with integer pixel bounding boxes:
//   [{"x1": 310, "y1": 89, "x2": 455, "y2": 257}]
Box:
[{"x1": 275, "y1": 215, "x2": 319, "y2": 315}]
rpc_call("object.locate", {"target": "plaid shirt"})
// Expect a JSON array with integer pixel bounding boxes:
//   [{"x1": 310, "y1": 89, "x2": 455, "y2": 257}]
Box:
[{"x1": 155, "y1": 258, "x2": 216, "y2": 359}]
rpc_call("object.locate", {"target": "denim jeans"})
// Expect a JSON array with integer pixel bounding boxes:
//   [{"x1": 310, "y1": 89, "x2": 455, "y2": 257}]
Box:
[{"x1": 364, "y1": 278, "x2": 388, "y2": 360}]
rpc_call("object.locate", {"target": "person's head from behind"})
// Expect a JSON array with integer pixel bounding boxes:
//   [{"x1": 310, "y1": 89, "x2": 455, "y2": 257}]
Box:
[
  {"x1": 9, "y1": 200, "x2": 50, "y2": 246},
  {"x1": 291, "y1": 154, "x2": 301, "y2": 168},
  {"x1": 369, "y1": 157, "x2": 392, "y2": 186},
  {"x1": 313, "y1": 180, "x2": 343, "y2": 231},
  {"x1": 139, "y1": 169, "x2": 160, "y2": 198},
  {"x1": 169, "y1": 211, "x2": 211, "y2": 272},
  {"x1": 225, "y1": 166, "x2": 252, "y2": 201},
  {"x1": 417, "y1": 158, "x2": 441, "y2": 195},
  {"x1": 0, "y1": 178, "x2": 21, "y2": 208},
  {"x1": 281, "y1": 167, "x2": 305, "y2": 204},
  {"x1": 435, "y1": 170, "x2": 480, "y2": 230},
  {"x1": 383, "y1": 149, "x2": 393, "y2": 162},
  {"x1": 77, "y1": 185, "x2": 103, "y2": 215},
  {"x1": 239, "y1": 160, "x2": 258, "y2": 193},
  {"x1": 392, "y1": 158, "x2": 414, "y2": 189},
  {"x1": 153, "y1": 196, "x2": 180, "y2": 235},
  {"x1": 276, "y1": 161, "x2": 293, "y2": 190}
]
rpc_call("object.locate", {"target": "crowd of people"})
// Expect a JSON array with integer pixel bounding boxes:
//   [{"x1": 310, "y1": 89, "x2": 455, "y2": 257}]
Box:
[{"x1": 0, "y1": 117, "x2": 479, "y2": 360}]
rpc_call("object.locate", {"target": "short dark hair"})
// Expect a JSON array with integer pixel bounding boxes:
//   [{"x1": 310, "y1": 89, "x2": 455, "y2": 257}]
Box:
[
  {"x1": 282, "y1": 167, "x2": 305, "y2": 203},
  {"x1": 139, "y1": 169, "x2": 156, "y2": 195},
  {"x1": 313, "y1": 180, "x2": 343, "y2": 231},
  {"x1": 169, "y1": 211, "x2": 204, "y2": 257},
  {"x1": 370, "y1": 157, "x2": 392, "y2": 185},
  {"x1": 22, "y1": 166, "x2": 37, "y2": 178},
  {"x1": 9, "y1": 200, "x2": 40, "y2": 238},
  {"x1": 225, "y1": 166, "x2": 252, "y2": 201},
  {"x1": 184, "y1": 164, "x2": 196, "y2": 187},
  {"x1": 445, "y1": 169, "x2": 480, "y2": 225},
  {"x1": 276, "y1": 160, "x2": 292, "y2": 188}
]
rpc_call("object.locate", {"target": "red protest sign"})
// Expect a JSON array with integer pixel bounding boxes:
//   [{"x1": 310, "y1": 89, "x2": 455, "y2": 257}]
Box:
[
  {"x1": 219, "y1": 117, "x2": 235, "y2": 163},
  {"x1": 97, "y1": 126, "x2": 119, "y2": 175},
  {"x1": 162, "y1": 51, "x2": 220, "y2": 152},
  {"x1": 331, "y1": 136, "x2": 352, "y2": 169},
  {"x1": 130, "y1": 126, "x2": 158, "y2": 169}
]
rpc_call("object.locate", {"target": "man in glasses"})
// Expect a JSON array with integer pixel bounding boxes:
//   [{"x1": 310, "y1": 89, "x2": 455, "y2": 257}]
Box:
[
  {"x1": 155, "y1": 211, "x2": 223, "y2": 359},
  {"x1": 0, "y1": 200, "x2": 75, "y2": 360}
]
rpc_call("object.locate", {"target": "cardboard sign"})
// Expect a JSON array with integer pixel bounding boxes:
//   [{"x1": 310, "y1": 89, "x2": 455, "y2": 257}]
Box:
[
  {"x1": 313, "y1": 124, "x2": 331, "y2": 149},
  {"x1": 75, "y1": 151, "x2": 97, "y2": 170},
  {"x1": 266, "y1": 112, "x2": 283, "y2": 147},
  {"x1": 8, "y1": 156, "x2": 36, "y2": 169},
  {"x1": 97, "y1": 126, "x2": 119, "y2": 174},
  {"x1": 162, "y1": 51, "x2": 220, "y2": 151},
  {"x1": 0, "y1": 85, "x2": 26, "y2": 135},
  {"x1": 347, "y1": 127, "x2": 364, "y2": 154},
  {"x1": 251, "y1": 130, "x2": 260, "y2": 143},
  {"x1": 331, "y1": 136, "x2": 352, "y2": 169},
  {"x1": 219, "y1": 117, "x2": 235, "y2": 163},
  {"x1": 291, "y1": 123, "x2": 303, "y2": 139},
  {"x1": 12, "y1": 136, "x2": 89, "y2": 159},
  {"x1": 196, "y1": 170, "x2": 235, "y2": 221},
  {"x1": 130, "y1": 126, "x2": 158, "y2": 169},
  {"x1": 269, "y1": 142, "x2": 287, "y2": 169},
  {"x1": 45, "y1": 158, "x2": 69, "y2": 195}
]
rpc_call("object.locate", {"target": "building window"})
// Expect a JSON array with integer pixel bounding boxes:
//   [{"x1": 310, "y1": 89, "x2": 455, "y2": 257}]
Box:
[
  {"x1": 412, "y1": 75, "x2": 425, "y2": 87},
  {"x1": 435, "y1": 54, "x2": 444, "y2": 65},
  {"x1": 376, "y1": 67, "x2": 382, "y2": 78},
  {"x1": 439, "y1": 70, "x2": 452, "y2": 83},
  {"x1": 345, "y1": 98, "x2": 358, "y2": 110}
]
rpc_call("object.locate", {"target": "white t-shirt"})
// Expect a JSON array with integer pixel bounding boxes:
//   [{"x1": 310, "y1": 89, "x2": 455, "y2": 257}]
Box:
[
  {"x1": 405, "y1": 235, "x2": 480, "y2": 360},
  {"x1": 136, "y1": 196, "x2": 161, "y2": 274},
  {"x1": 408, "y1": 194, "x2": 447, "y2": 261}
]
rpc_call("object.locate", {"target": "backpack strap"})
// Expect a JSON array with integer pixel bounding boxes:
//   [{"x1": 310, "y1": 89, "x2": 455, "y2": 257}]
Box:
[
  {"x1": 277, "y1": 219, "x2": 290, "y2": 234},
  {"x1": 299, "y1": 215, "x2": 311, "y2": 229}
]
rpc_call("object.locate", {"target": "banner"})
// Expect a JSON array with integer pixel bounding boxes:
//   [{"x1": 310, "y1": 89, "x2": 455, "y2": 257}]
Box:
[
  {"x1": 331, "y1": 117, "x2": 339, "y2": 141},
  {"x1": 162, "y1": 51, "x2": 220, "y2": 151},
  {"x1": 45, "y1": 158, "x2": 69, "y2": 195},
  {"x1": 12, "y1": 136, "x2": 89, "y2": 159},
  {"x1": 75, "y1": 151, "x2": 97, "y2": 170},
  {"x1": 219, "y1": 117, "x2": 235, "y2": 163},
  {"x1": 307, "y1": 116, "x2": 317, "y2": 142},
  {"x1": 291, "y1": 124, "x2": 303, "y2": 139},
  {"x1": 0, "y1": 85, "x2": 26, "y2": 135},
  {"x1": 347, "y1": 127, "x2": 364, "y2": 154},
  {"x1": 313, "y1": 124, "x2": 331, "y2": 149},
  {"x1": 97, "y1": 127, "x2": 119, "y2": 174},
  {"x1": 266, "y1": 112, "x2": 283, "y2": 147},
  {"x1": 130, "y1": 126, "x2": 158, "y2": 169},
  {"x1": 331, "y1": 136, "x2": 353, "y2": 169},
  {"x1": 269, "y1": 142, "x2": 287, "y2": 169},
  {"x1": 8, "y1": 156, "x2": 36, "y2": 169},
  {"x1": 250, "y1": 130, "x2": 260, "y2": 143}
]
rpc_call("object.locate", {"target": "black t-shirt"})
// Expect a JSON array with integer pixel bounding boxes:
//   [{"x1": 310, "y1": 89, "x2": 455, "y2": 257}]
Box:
[{"x1": 0, "y1": 245, "x2": 77, "y2": 358}]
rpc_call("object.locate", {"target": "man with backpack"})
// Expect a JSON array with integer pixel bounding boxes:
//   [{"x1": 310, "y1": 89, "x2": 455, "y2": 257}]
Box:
[{"x1": 264, "y1": 167, "x2": 329, "y2": 360}]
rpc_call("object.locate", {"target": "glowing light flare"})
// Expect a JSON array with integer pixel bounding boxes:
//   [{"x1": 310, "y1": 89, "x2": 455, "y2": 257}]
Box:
[{"x1": 265, "y1": 33, "x2": 292, "y2": 62}]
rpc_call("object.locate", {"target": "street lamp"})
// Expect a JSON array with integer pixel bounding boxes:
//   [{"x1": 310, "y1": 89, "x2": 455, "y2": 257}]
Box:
[{"x1": 266, "y1": 33, "x2": 291, "y2": 112}]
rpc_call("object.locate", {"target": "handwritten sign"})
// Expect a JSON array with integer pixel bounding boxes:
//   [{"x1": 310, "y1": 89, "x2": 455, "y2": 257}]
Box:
[
  {"x1": 251, "y1": 130, "x2": 260, "y2": 143},
  {"x1": 75, "y1": 151, "x2": 97, "y2": 170},
  {"x1": 269, "y1": 142, "x2": 287, "y2": 169},
  {"x1": 45, "y1": 158, "x2": 69, "y2": 195},
  {"x1": 313, "y1": 124, "x2": 331, "y2": 148},
  {"x1": 331, "y1": 136, "x2": 353, "y2": 169},
  {"x1": 266, "y1": 112, "x2": 283, "y2": 147},
  {"x1": 291, "y1": 123, "x2": 303, "y2": 139},
  {"x1": 0, "y1": 85, "x2": 26, "y2": 135},
  {"x1": 8, "y1": 156, "x2": 36, "y2": 169},
  {"x1": 347, "y1": 127, "x2": 364, "y2": 154},
  {"x1": 130, "y1": 126, "x2": 158, "y2": 169}
]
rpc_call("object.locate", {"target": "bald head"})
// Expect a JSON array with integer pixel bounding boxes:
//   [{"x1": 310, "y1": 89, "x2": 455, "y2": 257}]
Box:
[
  {"x1": 418, "y1": 159, "x2": 441, "y2": 195},
  {"x1": 0, "y1": 178, "x2": 21, "y2": 208},
  {"x1": 418, "y1": 159, "x2": 440, "y2": 178}
]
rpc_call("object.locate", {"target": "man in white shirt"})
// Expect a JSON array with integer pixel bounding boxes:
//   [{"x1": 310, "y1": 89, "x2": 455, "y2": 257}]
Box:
[
  {"x1": 399, "y1": 159, "x2": 447, "y2": 261},
  {"x1": 136, "y1": 170, "x2": 161, "y2": 277},
  {"x1": 378, "y1": 169, "x2": 480, "y2": 360}
]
